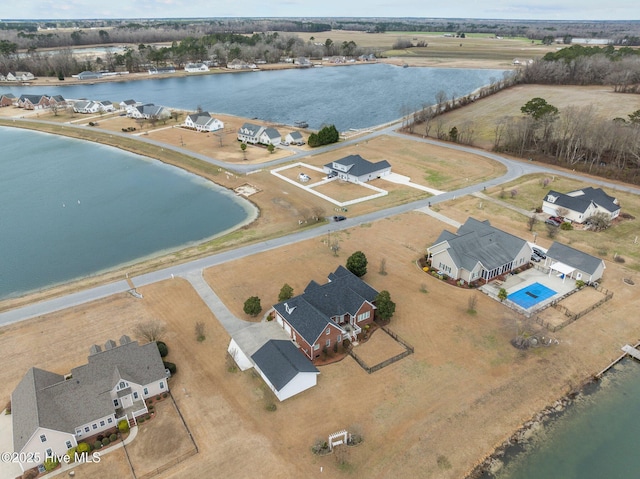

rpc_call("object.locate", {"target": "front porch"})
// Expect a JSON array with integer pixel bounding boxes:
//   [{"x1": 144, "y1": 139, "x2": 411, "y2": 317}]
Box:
[{"x1": 116, "y1": 400, "x2": 147, "y2": 426}]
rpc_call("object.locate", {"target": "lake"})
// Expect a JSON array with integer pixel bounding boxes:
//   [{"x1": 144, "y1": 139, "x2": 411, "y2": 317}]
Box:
[
  {"x1": 2, "y1": 63, "x2": 506, "y2": 131},
  {"x1": 0, "y1": 127, "x2": 254, "y2": 300}
]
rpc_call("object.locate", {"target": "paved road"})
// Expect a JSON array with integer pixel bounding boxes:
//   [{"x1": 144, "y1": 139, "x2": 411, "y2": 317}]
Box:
[{"x1": 2, "y1": 119, "x2": 639, "y2": 326}]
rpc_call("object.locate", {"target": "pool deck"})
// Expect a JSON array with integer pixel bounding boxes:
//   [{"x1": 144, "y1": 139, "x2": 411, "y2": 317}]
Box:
[{"x1": 481, "y1": 268, "x2": 577, "y2": 315}]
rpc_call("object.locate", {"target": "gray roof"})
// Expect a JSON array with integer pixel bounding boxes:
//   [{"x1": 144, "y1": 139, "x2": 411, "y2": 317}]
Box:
[
  {"x1": 325, "y1": 154, "x2": 391, "y2": 177},
  {"x1": 546, "y1": 242, "x2": 604, "y2": 275},
  {"x1": 18, "y1": 94, "x2": 47, "y2": 104},
  {"x1": 544, "y1": 187, "x2": 619, "y2": 214},
  {"x1": 251, "y1": 340, "x2": 318, "y2": 391},
  {"x1": 12, "y1": 340, "x2": 166, "y2": 452},
  {"x1": 238, "y1": 122, "x2": 263, "y2": 137},
  {"x1": 287, "y1": 131, "x2": 303, "y2": 140},
  {"x1": 262, "y1": 127, "x2": 281, "y2": 140},
  {"x1": 1, "y1": 93, "x2": 16, "y2": 99},
  {"x1": 433, "y1": 218, "x2": 528, "y2": 272},
  {"x1": 187, "y1": 111, "x2": 211, "y2": 124},
  {"x1": 273, "y1": 266, "x2": 378, "y2": 346}
]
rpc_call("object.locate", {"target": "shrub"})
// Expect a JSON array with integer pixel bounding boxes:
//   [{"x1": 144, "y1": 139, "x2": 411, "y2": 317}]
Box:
[
  {"x1": 77, "y1": 442, "x2": 91, "y2": 454},
  {"x1": 102, "y1": 438, "x2": 110, "y2": 446},
  {"x1": 342, "y1": 339, "x2": 351, "y2": 349},
  {"x1": 163, "y1": 361, "x2": 177, "y2": 375},
  {"x1": 139, "y1": 417, "x2": 145, "y2": 424},
  {"x1": 93, "y1": 440, "x2": 102, "y2": 450},
  {"x1": 156, "y1": 395, "x2": 161, "y2": 400},
  {"x1": 560, "y1": 222, "x2": 573, "y2": 230},
  {"x1": 145, "y1": 414, "x2": 151, "y2": 420},
  {"x1": 614, "y1": 255, "x2": 625, "y2": 263},
  {"x1": 422, "y1": 266, "x2": 429, "y2": 272},
  {"x1": 66, "y1": 447, "x2": 77, "y2": 463},
  {"x1": 156, "y1": 341, "x2": 169, "y2": 357},
  {"x1": 109, "y1": 433, "x2": 118, "y2": 442},
  {"x1": 265, "y1": 402, "x2": 277, "y2": 412},
  {"x1": 576, "y1": 280, "x2": 585, "y2": 289},
  {"x1": 117, "y1": 419, "x2": 130, "y2": 434},
  {"x1": 43, "y1": 457, "x2": 59, "y2": 472},
  {"x1": 162, "y1": 392, "x2": 168, "y2": 398},
  {"x1": 243, "y1": 296, "x2": 262, "y2": 316}
]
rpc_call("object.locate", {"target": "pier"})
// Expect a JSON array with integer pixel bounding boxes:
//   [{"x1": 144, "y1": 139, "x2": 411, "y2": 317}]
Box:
[{"x1": 622, "y1": 344, "x2": 640, "y2": 361}]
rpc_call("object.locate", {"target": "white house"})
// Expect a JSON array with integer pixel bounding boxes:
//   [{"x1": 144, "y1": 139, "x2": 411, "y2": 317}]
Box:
[
  {"x1": 251, "y1": 340, "x2": 319, "y2": 401},
  {"x1": 544, "y1": 242, "x2": 606, "y2": 284},
  {"x1": 185, "y1": 63, "x2": 209, "y2": 72},
  {"x1": 127, "y1": 103, "x2": 171, "y2": 120},
  {"x1": 11, "y1": 336, "x2": 168, "y2": 473},
  {"x1": 323, "y1": 154, "x2": 391, "y2": 183},
  {"x1": 237, "y1": 122, "x2": 265, "y2": 144},
  {"x1": 183, "y1": 111, "x2": 224, "y2": 132},
  {"x1": 285, "y1": 131, "x2": 304, "y2": 144},
  {"x1": 542, "y1": 187, "x2": 620, "y2": 224},
  {"x1": 259, "y1": 127, "x2": 282, "y2": 146}
]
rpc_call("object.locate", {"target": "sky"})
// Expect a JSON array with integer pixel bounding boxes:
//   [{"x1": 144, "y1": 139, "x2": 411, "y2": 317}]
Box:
[{"x1": 0, "y1": 0, "x2": 637, "y2": 21}]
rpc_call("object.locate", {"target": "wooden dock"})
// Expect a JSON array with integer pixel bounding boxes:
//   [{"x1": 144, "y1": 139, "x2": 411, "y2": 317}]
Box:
[{"x1": 622, "y1": 344, "x2": 640, "y2": 361}]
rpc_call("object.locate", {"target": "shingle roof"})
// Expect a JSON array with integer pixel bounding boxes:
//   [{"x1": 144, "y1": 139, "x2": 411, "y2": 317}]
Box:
[
  {"x1": 546, "y1": 242, "x2": 604, "y2": 275},
  {"x1": 273, "y1": 266, "x2": 378, "y2": 346},
  {"x1": 325, "y1": 154, "x2": 391, "y2": 177},
  {"x1": 287, "y1": 131, "x2": 303, "y2": 140},
  {"x1": 544, "y1": 187, "x2": 619, "y2": 214},
  {"x1": 251, "y1": 340, "x2": 318, "y2": 391},
  {"x1": 12, "y1": 340, "x2": 166, "y2": 451},
  {"x1": 238, "y1": 122, "x2": 263, "y2": 137},
  {"x1": 262, "y1": 127, "x2": 281, "y2": 140}
]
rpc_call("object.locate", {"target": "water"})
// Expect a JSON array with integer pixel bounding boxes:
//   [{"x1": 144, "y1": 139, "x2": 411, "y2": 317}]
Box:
[
  {"x1": 0, "y1": 127, "x2": 252, "y2": 300},
  {"x1": 3, "y1": 64, "x2": 505, "y2": 131},
  {"x1": 495, "y1": 360, "x2": 640, "y2": 479}
]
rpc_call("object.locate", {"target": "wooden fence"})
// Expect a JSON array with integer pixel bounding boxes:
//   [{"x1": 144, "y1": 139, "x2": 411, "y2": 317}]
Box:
[
  {"x1": 136, "y1": 449, "x2": 198, "y2": 479},
  {"x1": 348, "y1": 327, "x2": 414, "y2": 374},
  {"x1": 534, "y1": 286, "x2": 613, "y2": 332}
]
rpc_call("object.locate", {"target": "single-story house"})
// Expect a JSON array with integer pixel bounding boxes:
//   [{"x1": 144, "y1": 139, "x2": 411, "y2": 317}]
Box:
[
  {"x1": 542, "y1": 187, "x2": 620, "y2": 223},
  {"x1": 185, "y1": 63, "x2": 209, "y2": 72},
  {"x1": 119, "y1": 99, "x2": 138, "y2": 110},
  {"x1": 227, "y1": 59, "x2": 255, "y2": 70},
  {"x1": 273, "y1": 265, "x2": 379, "y2": 361},
  {"x1": 183, "y1": 111, "x2": 224, "y2": 132},
  {"x1": 285, "y1": 131, "x2": 304, "y2": 144},
  {"x1": 544, "y1": 242, "x2": 605, "y2": 284},
  {"x1": 323, "y1": 154, "x2": 391, "y2": 183},
  {"x1": 11, "y1": 336, "x2": 168, "y2": 473},
  {"x1": 148, "y1": 66, "x2": 176, "y2": 74},
  {"x1": 251, "y1": 340, "x2": 319, "y2": 401},
  {"x1": 427, "y1": 217, "x2": 532, "y2": 284},
  {"x1": 0, "y1": 93, "x2": 16, "y2": 107},
  {"x1": 237, "y1": 122, "x2": 265, "y2": 144},
  {"x1": 259, "y1": 127, "x2": 282, "y2": 146},
  {"x1": 75, "y1": 71, "x2": 103, "y2": 80}
]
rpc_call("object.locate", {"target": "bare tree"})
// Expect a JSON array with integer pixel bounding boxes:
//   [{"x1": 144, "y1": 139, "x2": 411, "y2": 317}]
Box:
[
  {"x1": 378, "y1": 258, "x2": 387, "y2": 275},
  {"x1": 134, "y1": 321, "x2": 166, "y2": 343},
  {"x1": 330, "y1": 240, "x2": 340, "y2": 256},
  {"x1": 195, "y1": 321, "x2": 206, "y2": 342},
  {"x1": 527, "y1": 215, "x2": 538, "y2": 232}
]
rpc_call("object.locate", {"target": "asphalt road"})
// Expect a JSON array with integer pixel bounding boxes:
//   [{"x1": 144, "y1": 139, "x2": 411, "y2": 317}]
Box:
[{"x1": 1, "y1": 119, "x2": 639, "y2": 326}]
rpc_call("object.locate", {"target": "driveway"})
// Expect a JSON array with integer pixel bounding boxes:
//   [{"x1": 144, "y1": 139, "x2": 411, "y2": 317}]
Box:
[{"x1": 0, "y1": 410, "x2": 22, "y2": 479}]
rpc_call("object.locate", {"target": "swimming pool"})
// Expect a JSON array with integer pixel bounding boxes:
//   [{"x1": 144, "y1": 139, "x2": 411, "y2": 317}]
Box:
[{"x1": 508, "y1": 282, "x2": 557, "y2": 309}]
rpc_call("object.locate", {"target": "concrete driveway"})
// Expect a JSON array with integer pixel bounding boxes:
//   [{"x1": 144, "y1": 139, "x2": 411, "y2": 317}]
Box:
[{"x1": 0, "y1": 410, "x2": 22, "y2": 479}]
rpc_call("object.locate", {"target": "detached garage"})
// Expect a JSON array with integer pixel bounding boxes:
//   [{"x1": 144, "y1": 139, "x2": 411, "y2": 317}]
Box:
[{"x1": 251, "y1": 340, "x2": 319, "y2": 401}]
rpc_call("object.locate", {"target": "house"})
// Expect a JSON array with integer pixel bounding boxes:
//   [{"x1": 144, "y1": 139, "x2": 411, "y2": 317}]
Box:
[
  {"x1": 183, "y1": 111, "x2": 224, "y2": 132},
  {"x1": 227, "y1": 59, "x2": 255, "y2": 70},
  {"x1": 73, "y1": 100, "x2": 97, "y2": 113},
  {"x1": 75, "y1": 71, "x2": 103, "y2": 80},
  {"x1": 48, "y1": 95, "x2": 66, "y2": 108},
  {"x1": 16, "y1": 94, "x2": 49, "y2": 110},
  {"x1": 323, "y1": 154, "x2": 391, "y2": 183},
  {"x1": 259, "y1": 127, "x2": 281, "y2": 146},
  {"x1": 184, "y1": 63, "x2": 209, "y2": 72},
  {"x1": 98, "y1": 100, "x2": 115, "y2": 112},
  {"x1": 237, "y1": 122, "x2": 265, "y2": 144},
  {"x1": 294, "y1": 57, "x2": 313, "y2": 67},
  {"x1": 148, "y1": 66, "x2": 176, "y2": 74},
  {"x1": 544, "y1": 242, "x2": 605, "y2": 284},
  {"x1": 6, "y1": 71, "x2": 35, "y2": 82},
  {"x1": 273, "y1": 265, "x2": 379, "y2": 361},
  {"x1": 285, "y1": 131, "x2": 304, "y2": 144},
  {"x1": 542, "y1": 187, "x2": 620, "y2": 223},
  {"x1": 427, "y1": 217, "x2": 532, "y2": 284},
  {"x1": 119, "y1": 99, "x2": 138, "y2": 110},
  {"x1": 127, "y1": 103, "x2": 170, "y2": 120},
  {"x1": 251, "y1": 340, "x2": 319, "y2": 401},
  {"x1": 0, "y1": 93, "x2": 16, "y2": 107},
  {"x1": 11, "y1": 336, "x2": 168, "y2": 473}
]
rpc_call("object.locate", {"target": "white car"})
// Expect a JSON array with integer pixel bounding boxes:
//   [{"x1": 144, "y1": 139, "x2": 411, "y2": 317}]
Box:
[{"x1": 298, "y1": 173, "x2": 310, "y2": 182}]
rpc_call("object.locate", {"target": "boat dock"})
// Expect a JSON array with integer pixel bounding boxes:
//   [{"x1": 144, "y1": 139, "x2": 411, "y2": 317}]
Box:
[{"x1": 622, "y1": 344, "x2": 640, "y2": 361}]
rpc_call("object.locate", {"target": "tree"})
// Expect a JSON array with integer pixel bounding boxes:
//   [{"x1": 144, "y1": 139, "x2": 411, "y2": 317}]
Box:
[
  {"x1": 521, "y1": 97, "x2": 559, "y2": 121},
  {"x1": 243, "y1": 296, "x2": 262, "y2": 316},
  {"x1": 134, "y1": 321, "x2": 166, "y2": 343},
  {"x1": 267, "y1": 143, "x2": 275, "y2": 154},
  {"x1": 448, "y1": 126, "x2": 459, "y2": 142},
  {"x1": 156, "y1": 341, "x2": 168, "y2": 357},
  {"x1": 375, "y1": 290, "x2": 396, "y2": 321},
  {"x1": 278, "y1": 283, "x2": 294, "y2": 302},
  {"x1": 629, "y1": 109, "x2": 640, "y2": 125},
  {"x1": 240, "y1": 142, "x2": 247, "y2": 159},
  {"x1": 195, "y1": 321, "x2": 206, "y2": 342},
  {"x1": 586, "y1": 212, "x2": 612, "y2": 231},
  {"x1": 346, "y1": 251, "x2": 368, "y2": 277},
  {"x1": 498, "y1": 288, "x2": 508, "y2": 302},
  {"x1": 527, "y1": 215, "x2": 538, "y2": 232}
]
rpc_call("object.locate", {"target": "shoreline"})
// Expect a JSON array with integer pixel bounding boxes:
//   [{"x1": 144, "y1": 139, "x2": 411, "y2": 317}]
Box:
[{"x1": 464, "y1": 342, "x2": 640, "y2": 479}]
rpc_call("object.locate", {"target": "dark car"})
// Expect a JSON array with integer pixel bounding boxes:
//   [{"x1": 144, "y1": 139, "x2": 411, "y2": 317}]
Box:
[
  {"x1": 333, "y1": 215, "x2": 347, "y2": 222},
  {"x1": 545, "y1": 217, "x2": 561, "y2": 226},
  {"x1": 532, "y1": 247, "x2": 547, "y2": 259}
]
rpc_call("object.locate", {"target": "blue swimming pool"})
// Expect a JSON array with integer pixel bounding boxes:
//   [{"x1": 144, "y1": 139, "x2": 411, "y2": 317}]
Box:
[{"x1": 508, "y1": 282, "x2": 557, "y2": 309}]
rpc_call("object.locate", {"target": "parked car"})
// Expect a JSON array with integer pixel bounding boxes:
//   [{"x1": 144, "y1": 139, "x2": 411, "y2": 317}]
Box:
[
  {"x1": 530, "y1": 254, "x2": 541, "y2": 262},
  {"x1": 333, "y1": 215, "x2": 347, "y2": 222},
  {"x1": 532, "y1": 247, "x2": 546, "y2": 259},
  {"x1": 298, "y1": 173, "x2": 310, "y2": 182},
  {"x1": 549, "y1": 216, "x2": 564, "y2": 223},
  {"x1": 545, "y1": 217, "x2": 561, "y2": 226},
  {"x1": 281, "y1": 141, "x2": 289, "y2": 146},
  {"x1": 327, "y1": 171, "x2": 337, "y2": 178}
]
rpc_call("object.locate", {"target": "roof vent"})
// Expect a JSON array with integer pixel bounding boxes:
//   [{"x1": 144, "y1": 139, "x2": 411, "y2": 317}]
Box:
[{"x1": 104, "y1": 340, "x2": 117, "y2": 350}]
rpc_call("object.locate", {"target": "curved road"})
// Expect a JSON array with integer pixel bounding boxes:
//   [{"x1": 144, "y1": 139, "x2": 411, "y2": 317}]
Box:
[{"x1": 1, "y1": 119, "x2": 639, "y2": 325}]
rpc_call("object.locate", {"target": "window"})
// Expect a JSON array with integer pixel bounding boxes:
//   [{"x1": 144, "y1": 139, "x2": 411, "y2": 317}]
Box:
[
  {"x1": 92, "y1": 424, "x2": 98, "y2": 430},
  {"x1": 326, "y1": 328, "x2": 330, "y2": 335},
  {"x1": 40, "y1": 434, "x2": 47, "y2": 443},
  {"x1": 160, "y1": 381, "x2": 165, "y2": 390},
  {"x1": 100, "y1": 420, "x2": 105, "y2": 427},
  {"x1": 66, "y1": 441, "x2": 72, "y2": 449},
  {"x1": 337, "y1": 334, "x2": 341, "y2": 343},
  {"x1": 113, "y1": 399, "x2": 119, "y2": 407},
  {"x1": 133, "y1": 392, "x2": 139, "y2": 400},
  {"x1": 143, "y1": 388, "x2": 148, "y2": 395},
  {"x1": 84, "y1": 427, "x2": 90, "y2": 433},
  {"x1": 46, "y1": 449, "x2": 52, "y2": 457},
  {"x1": 326, "y1": 339, "x2": 331, "y2": 348},
  {"x1": 76, "y1": 429, "x2": 82, "y2": 436},
  {"x1": 107, "y1": 418, "x2": 113, "y2": 424},
  {"x1": 313, "y1": 343, "x2": 320, "y2": 351},
  {"x1": 357, "y1": 311, "x2": 370, "y2": 322}
]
